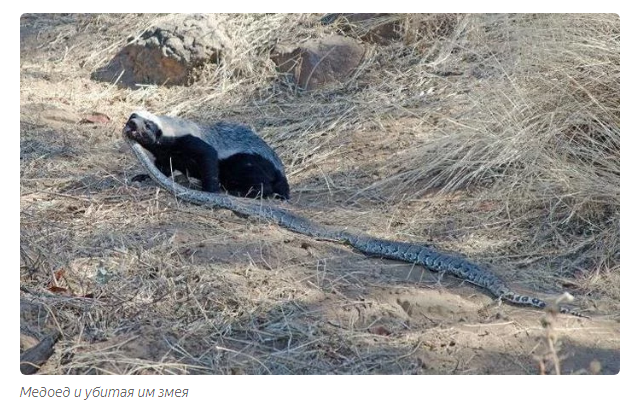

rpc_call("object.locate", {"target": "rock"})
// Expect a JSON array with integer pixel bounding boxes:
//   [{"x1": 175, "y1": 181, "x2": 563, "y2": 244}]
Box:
[
  {"x1": 92, "y1": 14, "x2": 231, "y2": 88},
  {"x1": 320, "y1": 13, "x2": 401, "y2": 44},
  {"x1": 271, "y1": 35, "x2": 365, "y2": 90}
]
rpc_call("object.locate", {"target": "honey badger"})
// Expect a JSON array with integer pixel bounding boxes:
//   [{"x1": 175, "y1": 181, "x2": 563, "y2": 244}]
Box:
[{"x1": 123, "y1": 110, "x2": 290, "y2": 199}]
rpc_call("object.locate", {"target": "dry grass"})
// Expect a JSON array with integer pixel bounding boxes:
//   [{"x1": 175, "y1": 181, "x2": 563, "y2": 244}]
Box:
[{"x1": 20, "y1": 13, "x2": 619, "y2": 375}]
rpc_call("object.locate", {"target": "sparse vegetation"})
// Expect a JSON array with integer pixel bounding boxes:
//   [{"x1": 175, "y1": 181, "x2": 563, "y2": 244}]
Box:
[{"x1": 20, "y1": 13, "x2": 619, "y2": 374}]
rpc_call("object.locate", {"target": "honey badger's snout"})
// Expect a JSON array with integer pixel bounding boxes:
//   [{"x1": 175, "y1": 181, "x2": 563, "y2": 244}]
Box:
[{"x1": 125, "y1": 113, "x2": 141, "y2": 132}]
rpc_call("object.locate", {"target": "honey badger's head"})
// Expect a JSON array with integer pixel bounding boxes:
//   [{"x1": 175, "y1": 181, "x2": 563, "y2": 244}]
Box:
[
  {"x1": 122, "y1": 111, "x2": 163, "y2": 147},
  {"x1": 123, "y1": 110, "x2": 203, "y2": 147}
]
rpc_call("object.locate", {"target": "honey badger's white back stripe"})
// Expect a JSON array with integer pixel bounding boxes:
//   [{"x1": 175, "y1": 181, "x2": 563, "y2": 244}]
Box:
[{"x1": 133, "y1": 110, "x2": 203, "y2": 139}]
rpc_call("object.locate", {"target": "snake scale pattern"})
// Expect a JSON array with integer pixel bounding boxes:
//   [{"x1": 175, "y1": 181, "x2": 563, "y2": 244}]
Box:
[{"x1": 124, "y1": 133, "x2": 588, "y2": 318}]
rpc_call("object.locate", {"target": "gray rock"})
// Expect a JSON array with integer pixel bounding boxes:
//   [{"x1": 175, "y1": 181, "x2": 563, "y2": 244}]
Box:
[
  {"x1": 92, "y1": 14, "x2": 231, "y2": 88},
  {"x1": 271, "y1": 35, "x2": 365, "y2": 90}
]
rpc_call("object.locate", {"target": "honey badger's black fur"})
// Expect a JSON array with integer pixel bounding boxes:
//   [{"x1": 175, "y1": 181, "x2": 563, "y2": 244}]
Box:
[{"x1": 124, "y1": 111, "x2": 290, "y2": 199}]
